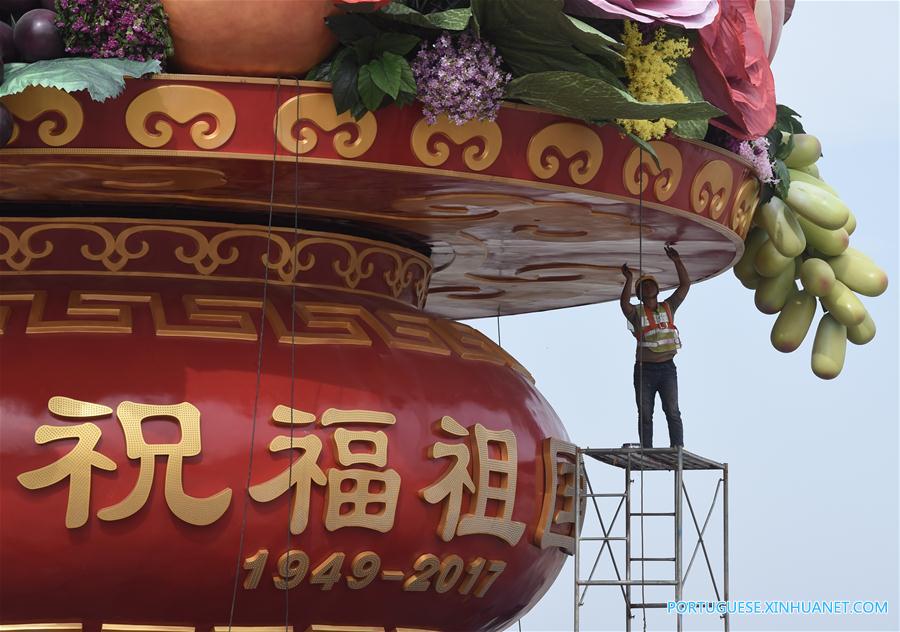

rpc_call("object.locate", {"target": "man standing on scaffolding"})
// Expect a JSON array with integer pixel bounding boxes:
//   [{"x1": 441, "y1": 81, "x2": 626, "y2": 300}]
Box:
[{"x1": 620, "y1": 245, "x2": 690, "y2": 448}]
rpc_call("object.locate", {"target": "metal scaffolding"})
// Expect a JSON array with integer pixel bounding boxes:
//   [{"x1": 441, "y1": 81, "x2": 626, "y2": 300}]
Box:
[{"x1": 573, "y1": 446, "x2": 729, "y2": 631}]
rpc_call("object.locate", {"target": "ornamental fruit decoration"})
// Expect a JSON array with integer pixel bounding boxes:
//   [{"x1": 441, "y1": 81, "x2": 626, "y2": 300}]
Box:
[
  {"x1": 12, "y1": 8, "x2": 63, "y2": 61},
  {"x1": 733, "y1": 133, "x2": 888, "y2": 379}
]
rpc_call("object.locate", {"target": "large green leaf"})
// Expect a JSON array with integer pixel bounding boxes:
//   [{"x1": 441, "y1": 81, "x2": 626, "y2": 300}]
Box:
[
  {"x1": 775, "y1": 103, "x2": 805, "y2": 134},
  {"x1": 507, "y1": 71, "x2": 723, "y2": 123},
  {"x1": 378, "y1": 4, "x2": 471, "y2": 31},
  {"x1": 670, "y1": 59, "x2": 708, "y2": 140},
  {"x1": 564, "y1": 15, "x2": 620, "y2": 53},
  {"x1": 366, "y1": 52, "x2": 404, "y2": 99},
  {"x1": 398, "y1": 58, "x2": 417, "y2": 95},
  {"x1": 331, "y1": 50, "x2": 361, "y2": 115},
  {"x1": 357, "y1": 64, "x2": 386, "y2": 112},
  {"x1": 373, "y1": 32, "x2": 421, "y2": 56},
  {"x1": 0, "y1": 58, "x2": 161, "y2": 102},
  {"x1": 471, "y1": 0, "x2": 624, "y2": 85}
]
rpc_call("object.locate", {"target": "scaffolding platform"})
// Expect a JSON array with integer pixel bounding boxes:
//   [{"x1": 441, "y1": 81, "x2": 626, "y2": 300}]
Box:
[
  {"x1": 574, "y1": 446, "x2": 729, "y2": 631},
  {"x1": 585, "y1": 446, "x2": 726, "y2": 471}
]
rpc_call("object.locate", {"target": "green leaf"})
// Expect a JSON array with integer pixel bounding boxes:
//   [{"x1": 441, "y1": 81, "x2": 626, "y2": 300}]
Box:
[
  {"x1": 378, "y1": 4, "x2": 471, "y2": 30},
  {"x1": 773, "y1": 159, "x2": 791, "y2": 199},
  {"x1": 0, "y1": 58, "x2": 162, "y2": 102},
  {"x1": 670, "y1": 59, "x2": 708, "y2": 140},
  {"x1": 357, "y1": 64, "x2": 387, "y2": 112},
  {"x1": 366, "y1": 52, "x2": 404, "y2": 99},
  {"x1": 351, "y1": 35, "x2": 377, "y2": 64},
  {"x1": 776, "y1": 132, "x2": 794, "y2": 160},
  {"x1": 672, "y1": 118, "x2": 708, "y2": 140},
  {"x1": 374, "y1": 32, "x2": 421, "y2": 56},
  {"x1": 608, "y1": 122, "x2": 661, "y2": 169},
  {"x1": 471, "y1": 0, "x2": 624, "y2": 84},
  {"x1": 305, "y1": 60, "x2": 332, "y2": 82},
  {"x1": 775, "y1": 104, "x2": 805, "y2": 134},
  {"x1": 351, "y1": 101, "x2": 369, "y2": 121},
  {"x1": 325, "y1": 14, "x2": 380, "y2": 45},
  {"x1": 507, "y1": 71, "x2": 723, "y2": 123},
  {"x1": 394, "y1": 90, "x2": 417, "y2": 107},
  {"x1": 332, "y1": 52, "x2": 361, "y2": 115},
  {"x1": 398, "y1": 58, "x2": 417, "y2": 95},
  {"x1": 564, "y1": 15, "x2": 621, "y2": 53}
]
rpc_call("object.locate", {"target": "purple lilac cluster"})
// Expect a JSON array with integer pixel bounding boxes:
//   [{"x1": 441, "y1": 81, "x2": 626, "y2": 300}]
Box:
[
  {"x1": 736, "y1": 137, "x2": 778, "y2": 184},
  {"x1": 55, "y1": 0, "x2": 172, "y2": 62},
  {"x1": 411, "y1": 32, "x2": 511, "y2": 126}
]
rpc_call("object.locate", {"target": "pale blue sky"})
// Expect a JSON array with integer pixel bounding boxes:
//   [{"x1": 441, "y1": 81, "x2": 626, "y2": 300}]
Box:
[{"x1": 485, "y1": 2, "x2": 900, "y2": 630}]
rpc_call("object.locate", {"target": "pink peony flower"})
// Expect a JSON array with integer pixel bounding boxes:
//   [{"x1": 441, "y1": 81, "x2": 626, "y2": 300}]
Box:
[{"x1": 565, "y1": 0, "x2": 719, "y2": 29}]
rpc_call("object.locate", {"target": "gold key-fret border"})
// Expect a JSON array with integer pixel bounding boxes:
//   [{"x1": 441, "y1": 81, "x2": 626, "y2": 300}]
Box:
[{"x1": 0, "y1": 290, "x2": 532, "y2": 382}]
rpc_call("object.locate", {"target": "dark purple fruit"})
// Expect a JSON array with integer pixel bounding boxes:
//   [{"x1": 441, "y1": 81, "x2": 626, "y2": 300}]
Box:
[
  {"x1": 0, "y1": 0, "x2": 40, "y2": 18},
  {"x1": 13, "y1": 8, "x2": 62, "y2": 62},
  {"x1": 0, "y1": 103, "x2": 13, "y2": 148},
  {"x1": 0, "y1": 21, "x2": 17, "y2": 64}
]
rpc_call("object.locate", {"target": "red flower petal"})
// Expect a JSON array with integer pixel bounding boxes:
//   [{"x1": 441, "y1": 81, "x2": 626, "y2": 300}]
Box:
[{"x1": 690, "y1": 0, "x2": 776, "y2": 139}]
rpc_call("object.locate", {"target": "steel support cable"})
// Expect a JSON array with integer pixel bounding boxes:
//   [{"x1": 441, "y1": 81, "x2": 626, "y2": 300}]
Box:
[
  {"x1": 227, "y1": 77, "x2": 283, "y2": 632},
  {"x1": 637, "y1": 147, "x2": 648, "y2": 632},
  {"x1": 284, "y1": 76, "x2": 303, "y2": 632}
]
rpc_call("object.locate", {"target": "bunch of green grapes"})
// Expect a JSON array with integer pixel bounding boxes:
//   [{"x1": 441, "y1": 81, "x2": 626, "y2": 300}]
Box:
[{"x1": 733, "y1": 133, "x2": 888, "y2": 379}]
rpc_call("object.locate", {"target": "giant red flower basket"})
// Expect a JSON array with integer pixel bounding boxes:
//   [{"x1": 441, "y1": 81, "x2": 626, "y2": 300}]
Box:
[{"x1": 0, "y1": 74, "x2": 759, "y2": 631}]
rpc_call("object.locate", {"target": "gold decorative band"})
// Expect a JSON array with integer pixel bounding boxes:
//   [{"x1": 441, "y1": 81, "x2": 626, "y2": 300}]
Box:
[
  {"x1": 0, "y1": 290, "x2": 533, "y2": 383},
  {"x1": 0, "y1": 218, "x2": 432, "y2": 309}
]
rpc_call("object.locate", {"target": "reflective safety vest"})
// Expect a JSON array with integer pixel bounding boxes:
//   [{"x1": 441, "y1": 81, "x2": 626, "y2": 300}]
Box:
[{"x1": 627, "y1": 303, "x2": 682, "y2": 353}]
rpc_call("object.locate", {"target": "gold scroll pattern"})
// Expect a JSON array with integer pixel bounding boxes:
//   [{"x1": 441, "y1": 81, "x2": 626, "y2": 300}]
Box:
[
  {"x1": 125, "y1": 85, "x2": 236, "y2": 149},
  {"x1": 0, "y1": 291, "x2": 533, "y2": 382},
  {"x1": 526, "y1": 122, "x2": 603, "y2": 185},
  {"x1": 276, "y1": 93, "x2": 377, "y2": 158},
  {"x1": 0, "y1": 86, "x2": 84, "y2": 147},
  {"x1": 690, "y1": 160, "x2": 733, "y2": 219},
  {"x1": 410, "y1": 114, "x2": 502, "y2": 172},
  {"x1": 730, "y1": 176, "x2": 761, "y2": 239},
  {"x1": 0, "y1": 221, "x2": 432, "y2": 309},
  {"x1": 622, "y1": 141, "x2": 683, "y2": 202}
]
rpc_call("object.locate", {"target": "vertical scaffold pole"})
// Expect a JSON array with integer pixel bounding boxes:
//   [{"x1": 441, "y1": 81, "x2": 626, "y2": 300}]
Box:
[
  {"x1": 574, "y1": 449, "x2": 581, "y2": 632},
  {"x1": 625, "y1": 453, "x2": 632, "y2": 632},
  {"x1": 723, "y1": 463, "x2": 730, "y2": 632},
  {"x1": 675, "y1": 446, "x2": 683, "y2": 632}
]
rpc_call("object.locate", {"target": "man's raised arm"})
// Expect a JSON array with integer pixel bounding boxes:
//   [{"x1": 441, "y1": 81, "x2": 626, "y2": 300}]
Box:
[
  {"x1": 666, "y1": 246, "x2": 690, "y2": 305},
  {"x1": 620, "y1": 263, "x2": 636, "y2": 318}
]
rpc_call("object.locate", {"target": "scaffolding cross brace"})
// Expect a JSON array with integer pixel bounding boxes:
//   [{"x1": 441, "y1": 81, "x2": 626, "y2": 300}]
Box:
[{"x1": 574, "y1": 446, "x2": 730, "y2": 631}]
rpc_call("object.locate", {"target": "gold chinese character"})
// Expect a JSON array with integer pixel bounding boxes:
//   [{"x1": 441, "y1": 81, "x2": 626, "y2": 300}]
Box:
[
  {"x1": 249, "y1": 405, "x2": 326, "y2": 535},
  {"x1": 534, "y1": 437, "x2": 582, "y2": 555},
  {"x1": 421, "y1": 417, "x2": 525, "y2": 546},
  {"x1": 17, "y1": 397, "x2": 117, "y2": 528},
  {"x1": 419, "y1": 416, "x2": 475, "y2": 542},
  {"x1": 324, "y1": 408, "x2": 400, "y2": 533},
  {"x1": 97, "y1": 401, "x2": 232, "y2": 526}
]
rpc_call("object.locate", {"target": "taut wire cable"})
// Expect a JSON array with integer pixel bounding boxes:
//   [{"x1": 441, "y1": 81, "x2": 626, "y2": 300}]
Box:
[
  {"x1": 227, "y1": 77, "x2": 283, "y2": 632},
  {"x1": 284, "y1": 76, "x2": 303, "y2": 632},
  {"x1": 638, "y1": 147, "x2": 648, "y2": 632}
]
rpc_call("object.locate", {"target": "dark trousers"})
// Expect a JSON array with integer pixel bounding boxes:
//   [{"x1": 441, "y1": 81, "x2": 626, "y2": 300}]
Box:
[{"x1": 633, "y1": 359, "x2": 684, "y2": 448}]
